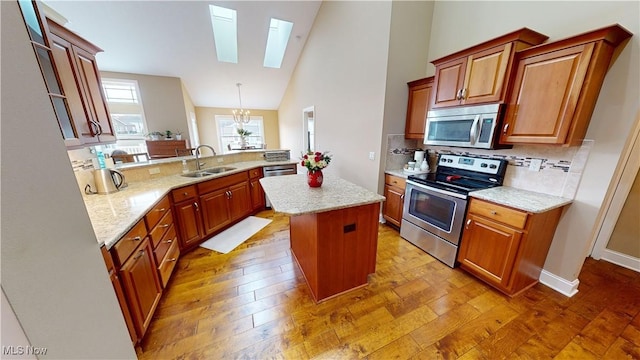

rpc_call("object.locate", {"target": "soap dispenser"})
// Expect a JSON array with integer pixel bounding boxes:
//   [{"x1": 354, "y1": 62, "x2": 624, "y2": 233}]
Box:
[{"x1": 420, "y1": 158, "x2": 429, "y2": 172}]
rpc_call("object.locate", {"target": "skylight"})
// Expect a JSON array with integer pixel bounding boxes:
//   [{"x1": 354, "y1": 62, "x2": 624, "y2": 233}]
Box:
[
  {"x1": 209, "y1": 5, "x2": 238, "y2": 64},
  {"x1": 263, "y1": 18, "x2": 293, "y2": 69}
]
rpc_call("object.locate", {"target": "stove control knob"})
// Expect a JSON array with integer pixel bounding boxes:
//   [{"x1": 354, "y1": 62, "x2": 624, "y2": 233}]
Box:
[
  {"x1": 489, "y1": 164, "x2": 497, "y2": 169},
  {"x1": 447, "y1": 159, "x2": 453, "y2": 163},
  {"x1": 480, "y1": 163, "x2": 488, "y2": 168},
  {"x1": 440, "y1": 158, "x2": 446, "y2": 163}
]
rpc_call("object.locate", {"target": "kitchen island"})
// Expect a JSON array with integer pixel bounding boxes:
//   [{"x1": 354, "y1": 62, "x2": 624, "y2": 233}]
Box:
[{"x1": 260, "y1": 174, "x2": 385, "y2": 302}]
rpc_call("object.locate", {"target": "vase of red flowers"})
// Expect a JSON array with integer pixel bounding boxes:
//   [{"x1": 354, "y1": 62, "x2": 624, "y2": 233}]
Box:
[{"x1": 300, "y1": 150, "x2": 332, "y2": 188}]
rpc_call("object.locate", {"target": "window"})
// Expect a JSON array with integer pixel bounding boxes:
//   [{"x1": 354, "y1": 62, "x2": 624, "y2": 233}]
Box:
[
  {"x1": 216, "y1": 115, "x2": 265, "y2": 153},
  {"x1": 209, "y1": 5, "x2": 238, "y2": 64},
  {"x1": 101, "y1": 78, "x2": 149, "y2": 154}
]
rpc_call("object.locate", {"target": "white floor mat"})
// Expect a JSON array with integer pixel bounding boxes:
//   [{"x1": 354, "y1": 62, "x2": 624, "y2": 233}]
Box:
[{"x1": 199, "y1": 216, "x2": 272, "y2": 254}]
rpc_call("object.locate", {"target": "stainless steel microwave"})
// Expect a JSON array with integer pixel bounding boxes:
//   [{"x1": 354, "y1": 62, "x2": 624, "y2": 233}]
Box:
[{"x1": 423, "y1": 104, "x2": 509, "y2": 149}]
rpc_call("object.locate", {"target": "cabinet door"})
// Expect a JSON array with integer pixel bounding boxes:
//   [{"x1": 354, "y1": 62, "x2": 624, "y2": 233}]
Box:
[
  {"x1": 462, "y1": 43, "x2": 511, "y2": 105},
  {"x1": 500, "y1": 44, "x2": 594, "y2": 145},
  {"x1": 48, "y1": 33, "x2": 97, "y2": 145},
  {"x1": 174, "y1": 199, "x2": 204, "y2": 250},
  {"x1": 457, "y1": 214, "x2": 522, "y2": 290},
  {"x1": 382, "y1": 185, "x2": 404, "y2": 227},
  {"x1": 432, "y1": 57, "x2": 466, "y2": 108},
  {"x1": 73, "y1": 46, "x2": 116, "y2": 143},
  {"x1": 229, "y1": 182, "x2": 252, "y2": 222},
  {"x1": 200, "y1": 189, "x2": 231, "y2": 235},
  {"x1": 249, "y1": 178, "x2": 265, "y2": 211},
  {"x1": 119, "y1": 238, "x2": 162, "y2": 339},
  {"x1": 405, "y1": 78, "x2": 434, "y2": 139}
]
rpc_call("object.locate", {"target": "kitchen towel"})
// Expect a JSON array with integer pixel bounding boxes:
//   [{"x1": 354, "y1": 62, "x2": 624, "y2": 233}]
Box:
[{"x1": 200, "y1": 216, "x2": 272, "y2": 254}]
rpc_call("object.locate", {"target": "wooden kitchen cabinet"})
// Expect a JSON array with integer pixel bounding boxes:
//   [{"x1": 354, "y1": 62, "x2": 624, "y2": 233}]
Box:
[
  {"x1": 100, "y1": 246, "x2": 137, "y2": 343},
  {"x1": 405, "y1": 77, "x2": 434, "y2": 139},
  {"x1": 171, "y1": 185, "x2": 205, "y2": 251},
  {"x1": 47, "y1": 19, "x2": 116, "y2": 146},
  {"x1": 500, "y1": 24, "x2": 633, "y2": 146},
  {"x1": 457, "y1": 198, "x2": 564, "y2": 296},
  {"x1": 119, "y1": 237, "x2": 162, "y2": 340},
  {"x1": 382, "y1": 174, "x2": 406, "y2": 228},
  {"x1": 249, "y1": 167, "x2": 266, "y2": 212},
  {"x1": 198, "y1": 172, "x2": 251, "y2": 236},
  {"x1": 145, "y1": 196, "x2": 180, "y2": 288},
  {"x1": 431, "y1": 28, "x2": 548, "y2": 109}
]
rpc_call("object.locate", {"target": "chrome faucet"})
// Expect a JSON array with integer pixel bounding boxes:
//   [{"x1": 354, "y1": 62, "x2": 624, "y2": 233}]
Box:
[{"x1": 195, "y1": 145, "x2": 216, "y2": 170}]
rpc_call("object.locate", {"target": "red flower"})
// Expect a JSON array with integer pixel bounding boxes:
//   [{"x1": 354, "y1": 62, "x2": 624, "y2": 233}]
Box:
[
  {"x1": 303, "y1": 154, "x2": 308, "y2": 159},
  {"x1": 315, "y1": 152, "x2": 322, "y2": 156},
  {"x1": 300, "y1": 160, "x2": 305, "y2": 166}
]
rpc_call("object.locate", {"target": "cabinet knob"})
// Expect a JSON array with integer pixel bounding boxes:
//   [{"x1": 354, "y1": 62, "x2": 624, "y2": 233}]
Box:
[
  {"x1": 491, "y1": 210, "x2": 497, "y2": 215},
  {"x1": 168, "y1": 258, "x2": 177, "y2": 262},
  {"x1": 166, "y1": 239, "x2": 173, "y2": 244},
  {"x1": 132, "y1": 236, "x2": 141, "y2": 242},
  {"x1": 183, "y1": 192, "x2": 189, "y2": 196}
]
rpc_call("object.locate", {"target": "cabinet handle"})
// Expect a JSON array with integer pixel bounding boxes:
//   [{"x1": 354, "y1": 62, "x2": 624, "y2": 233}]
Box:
[
  {"x1": 159, "y1": 224, "x2": 169, "y2": 228},
  {"x1": 503, "y1": 123, "x2": 509, "y2": 134},
  {"x1": 134, "y1": 249, "x2": 145, "y2": 260},
  {"x1": 193, "y1": 202, "x2": 199, "y2": 211},
  {"x1": 400, "y1": 194, "x2": 404, "y2": 201},
  {"x1": 491, "y1": 210, "x2": 497, "y2": 215},
  {"x1": 96, "y1": 122, "x2": 103, "y2": 135},
  {"x1": 460, "y1": 88, "x2": 467, "y2": 100},
  {"x1": 465, "y1": 219, "x2": 472, "y2": 229},
  {"x1": 89, "y1": 120, "x2": 100, "y2": 136},
  {"x1": 166, "y1": 239, "x2": 173, "y2": 244},
  {"x1": 168, "y1": 258, "x2": 177, "y2": 262},
  {"x1": 183, "y1": 192, "x2": 189, "y2": 196},
  {"x1": 131, "y1": 236, "x2": 141, "y2": 242},
  {"x1": 157, "y1": 208, "x2": 166, "y2": 212}
]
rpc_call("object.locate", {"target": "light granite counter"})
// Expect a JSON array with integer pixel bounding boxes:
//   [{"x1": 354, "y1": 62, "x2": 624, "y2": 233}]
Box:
[
  {"x1": 470, "y1": 186, "x2": 573, "y2": 213},
  {"x1": 83, "y1": 160, "x2": 297, "y2": 249},
  {"x1": 259, "y1": 174, "x2": 385, "y2": 216}
]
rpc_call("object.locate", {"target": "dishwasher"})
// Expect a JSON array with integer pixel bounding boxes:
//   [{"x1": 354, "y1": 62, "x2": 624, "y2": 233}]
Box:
[{"x1": 262, "y1": 163, "x2": 297, "y2": 208}]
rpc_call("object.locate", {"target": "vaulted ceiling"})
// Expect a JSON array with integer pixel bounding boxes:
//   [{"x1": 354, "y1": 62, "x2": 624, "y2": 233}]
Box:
[{"x1": 45, "y1": 1, "x2": 322, "y2": 110}]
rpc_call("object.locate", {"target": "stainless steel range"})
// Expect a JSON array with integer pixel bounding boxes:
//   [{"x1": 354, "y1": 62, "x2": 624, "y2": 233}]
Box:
[{"x1": 400, "y1": 154, "x2": 508, "y2": 267}]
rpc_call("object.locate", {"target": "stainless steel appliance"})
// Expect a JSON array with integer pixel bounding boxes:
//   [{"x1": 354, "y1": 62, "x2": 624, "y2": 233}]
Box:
[
  {"x1": 424, "y1": 104, "x2": 510, "y2": 149},
  {"x1": 401, "y1": 154, "x2": 508, "y2": 267},
  {"x1": 92, "y1": 168, "x2": 126, "y2": 194},
  {"x1": 262, "y1": 163, "x2": 297, "y2": 208}
]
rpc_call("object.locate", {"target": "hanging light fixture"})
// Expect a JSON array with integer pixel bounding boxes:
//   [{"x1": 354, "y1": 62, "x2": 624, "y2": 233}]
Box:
[{"x1": 232, "y1": 83, "x2": 250, "y2": 125}]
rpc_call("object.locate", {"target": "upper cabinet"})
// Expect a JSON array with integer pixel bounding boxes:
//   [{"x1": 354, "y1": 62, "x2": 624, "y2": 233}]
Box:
[
  {"x1": 500, "y1": 24, "x2": 633, "y2": 146},
  {"x1": 47, "y1": 18, "x2": 116, "y2": 146},
  {"x1": 405, "y1": 77, "x2": 434, "y2": 139},
  {"x1": 431, "y1": 28, "x2": 548, "y2": 109}
]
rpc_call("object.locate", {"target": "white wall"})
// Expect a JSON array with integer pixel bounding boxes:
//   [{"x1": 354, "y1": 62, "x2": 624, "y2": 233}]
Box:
[
  {"x1": 278, "y1": 1, "x2": 393, "y2": 191},
  {"x1": 427, "y1": 1, "x2": 640, "y2": 281},
  {"x1": 1, "y1": 2, "x2": 136, "y2": 358}
]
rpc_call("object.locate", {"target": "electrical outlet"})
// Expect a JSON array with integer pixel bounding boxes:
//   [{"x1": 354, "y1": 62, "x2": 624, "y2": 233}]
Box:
[
  {"x1": 148, "y1": 167, "x2": 161, "y2": 175},
  {"x1": 529, "y1": 158, "x2": 542, "y2": 172},
  {"x1": 369, "y1": 152, "x2": 375, "y2": 160}
]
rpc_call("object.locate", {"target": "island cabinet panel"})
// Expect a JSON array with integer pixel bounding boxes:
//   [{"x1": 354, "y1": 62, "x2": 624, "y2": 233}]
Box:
[
  {"x1": 119, "y1": 238, "x2": 163, "y2": 340},
  {"x1": 500, "y1": 24, "x2": 633, "y2": 147},
  {"x1": 457, "y1": 198, "x2": 564, "y2": 296},
  {"x1": 290, "y1": 202, "x2": 380, "y2": 302}
]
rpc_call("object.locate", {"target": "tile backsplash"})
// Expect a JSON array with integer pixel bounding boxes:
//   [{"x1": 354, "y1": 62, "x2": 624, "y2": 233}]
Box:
[{"x1": 385, "y1": 134, "x2": 592, "y2": 199}]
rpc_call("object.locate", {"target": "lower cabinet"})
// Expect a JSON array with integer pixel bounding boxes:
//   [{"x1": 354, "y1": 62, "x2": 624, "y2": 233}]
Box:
[
  {"x1": 249, "y1": 168, "x2": 266, "y2": 212},
  {"x1": 172, "y1": 185, "x2": 205, "y2": 250},
  {"x1": 382, "y1": 174, "x2": 406, "y2": 227},
  {"x1": 457, "y1": 198, "x2": 564, "y2": 296},
  {"x1": 100, "y1": 246, "x2": 137, "y2": 343},
  {"x1": 119, "y1": 238, "x2": 163, "y2": 338}
]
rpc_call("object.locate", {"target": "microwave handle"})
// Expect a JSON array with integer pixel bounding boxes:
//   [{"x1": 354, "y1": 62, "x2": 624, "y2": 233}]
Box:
[{"x1": 469, "y1": 115, "x2": 481, "y2": 145}]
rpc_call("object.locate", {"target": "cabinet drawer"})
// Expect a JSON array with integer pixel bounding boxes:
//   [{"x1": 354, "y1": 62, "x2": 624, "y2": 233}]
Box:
[
  {"x1": 198, "y1": 172, "x2": 249, "y2": 195},
  {"x1": 154, "y1": 224, "x2": 177, "y2": 265},
  {"x1": 385, "y1": 174, "x2": 406, "y2": 190},
  {"x1": 468, "y1": 199, "x2": 528, "y2": 229},
  {"x1": 145, "y1": 196, "x2": 170, "y2": 230},
  {"x1": 112, "y1": 220, "x2": 147, "y2": 266},
  {"x1": 249, "y1": 167, "x2": 263, "y2": 179},
  {"x1": 157, "y1": 240, "x2": 180, "y2": 288},
  {"x1": 172, "y1": 185, "x2": 197, "y2": 202},
  {"x1": 149, "y1": 210, "x2": 173, "y2": 248}
]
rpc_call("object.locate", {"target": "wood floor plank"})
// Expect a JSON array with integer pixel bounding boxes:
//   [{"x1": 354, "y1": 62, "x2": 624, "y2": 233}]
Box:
[{"x1": 135, "y1": 213, "x2": 640, "y2": 359}]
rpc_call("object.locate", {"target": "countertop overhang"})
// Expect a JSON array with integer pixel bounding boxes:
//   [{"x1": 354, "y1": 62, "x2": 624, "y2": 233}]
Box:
[{"x1": 260, "y1": 174, "x2": 385, "y2": 216}]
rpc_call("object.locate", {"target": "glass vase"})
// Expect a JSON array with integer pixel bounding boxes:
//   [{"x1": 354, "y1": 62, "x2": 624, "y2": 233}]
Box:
[{"x1": 307, "y1": 169, "x2": 323, "y2": 188}]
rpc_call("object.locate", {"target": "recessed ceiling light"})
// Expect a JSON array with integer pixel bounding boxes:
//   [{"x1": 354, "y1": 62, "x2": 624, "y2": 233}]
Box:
[
  {"x1": 263, "y1": 18, "x2": 293, "y2": 69},
  {"x1": 209, "y1": 5, "x2": 238, "y2": 64}
]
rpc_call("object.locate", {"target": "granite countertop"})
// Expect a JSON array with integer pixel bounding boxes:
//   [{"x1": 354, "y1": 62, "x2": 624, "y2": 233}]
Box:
[
  {"x1": 84, "y1": 160, "x2": 297, "y2": 249},
  {"x1": 259, "y1": 174, "x2": 385, "y2": 216},
  {"x1": 470, "y1": 186, "x2": 573, "y2": 213}
]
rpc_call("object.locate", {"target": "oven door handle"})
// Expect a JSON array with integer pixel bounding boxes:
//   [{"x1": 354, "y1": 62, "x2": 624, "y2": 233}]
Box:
[
  {"x1": 469, "y1": 115, "x2": 481, "y2": 145},
  {"x1": 406, "y1": 180, "x2": 468, "y2": 200}
]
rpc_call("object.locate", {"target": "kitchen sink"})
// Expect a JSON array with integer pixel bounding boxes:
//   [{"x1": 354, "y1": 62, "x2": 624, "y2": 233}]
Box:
[{"x1": 181, "y1": 167, "x2": 236, "y2": 178}]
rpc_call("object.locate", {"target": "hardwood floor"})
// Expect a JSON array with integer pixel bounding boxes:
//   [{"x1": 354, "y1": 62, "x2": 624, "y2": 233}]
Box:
[{"x1": 137, "y1": 210, "x2": 640, "y2": 359}]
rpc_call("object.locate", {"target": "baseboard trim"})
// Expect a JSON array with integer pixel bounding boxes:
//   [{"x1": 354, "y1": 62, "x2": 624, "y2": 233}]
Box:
[
  {"x1": 539, "y1": 270, "x2": 580, "y2": 297},
  {"x1": 601, "y1": 249, "x2": 640, "y2": 272}
]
